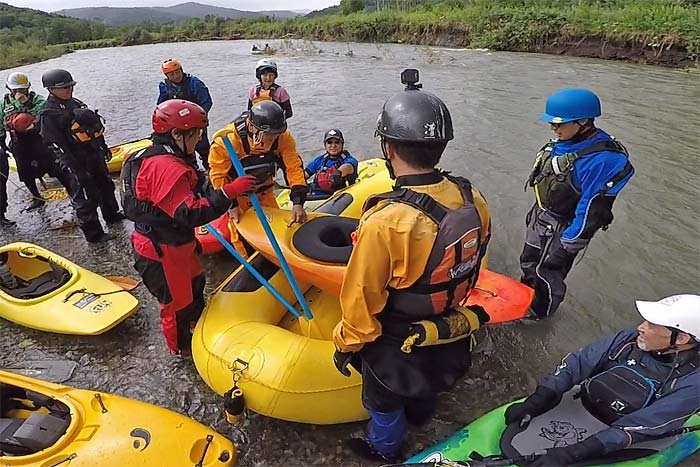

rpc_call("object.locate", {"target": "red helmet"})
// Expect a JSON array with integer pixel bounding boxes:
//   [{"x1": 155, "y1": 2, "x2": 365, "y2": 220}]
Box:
[
  {"x1": 152, "y1": 99, "x2": 208, "y2": 134},
  {"x1": 6, "y1": 112, "x2": 36, "y2": 133}
]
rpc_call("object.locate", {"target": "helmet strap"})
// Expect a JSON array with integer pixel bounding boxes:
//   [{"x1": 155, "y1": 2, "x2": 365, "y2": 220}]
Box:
[{"x1": 380, "y1": 138, "x2": 396, "y2": 180}]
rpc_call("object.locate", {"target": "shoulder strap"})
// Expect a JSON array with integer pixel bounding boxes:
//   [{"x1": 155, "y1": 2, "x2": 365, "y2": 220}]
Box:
[
  {"x1": 234, "y1": 116, "x2": 251, "y2": 155},
  {"x1": 572, "y1": 139, "x2": 628, "y2": 159},
  {"x1": 363, "y1": 189, "x2": 447, "y2": 224},
  {"x1": 443, "y1": 173, "x2": 474, "y2": 204}
]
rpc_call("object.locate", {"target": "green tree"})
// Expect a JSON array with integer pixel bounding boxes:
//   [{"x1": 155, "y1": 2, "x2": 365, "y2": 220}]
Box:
[{"x1": 340, "y1": 0, "x2": 365, "y2": 15}]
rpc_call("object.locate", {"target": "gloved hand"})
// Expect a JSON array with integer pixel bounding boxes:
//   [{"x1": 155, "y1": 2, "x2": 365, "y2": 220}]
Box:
[
  {"x1": 333, "y1": 350, "x2": 354, "y2": 377},
  {"x1": 103, "y1": 148, "x2": 112, "y2": 162},
  {"x1": 504, "y1": 386, "x2": 560, "y2": 426},
  {"x1": 329, "y1": 171, "x2": 344, "y2": 190},
  {"x1": 469, "y1": 304, "x2": 490, "y2": 325},
  {"x1": 530, "y1": 437, "x2": 605, "y2": 466},
  {"x1": 221, "y1": 175, "x2": 257, "y2": 200}
]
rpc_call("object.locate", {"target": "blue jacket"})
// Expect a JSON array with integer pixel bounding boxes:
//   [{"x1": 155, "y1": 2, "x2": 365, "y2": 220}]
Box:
[
  {"x1": 305, "y1": 151, "x2": 359, "y2": 195},
  {"x1": 540, "y1": 329, "x2": 700, "y2": 453},
  {"x1": 549, "y1": 129, "x2": 633, "y2": 247},
  {"x1": 157, "y1": 74, "x2": 212, "y2": 112}
]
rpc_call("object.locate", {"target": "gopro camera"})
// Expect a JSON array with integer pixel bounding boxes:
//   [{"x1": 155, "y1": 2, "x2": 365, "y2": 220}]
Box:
[{"x1": 401, "y1": 68, "x2": 422, "y2": 90}]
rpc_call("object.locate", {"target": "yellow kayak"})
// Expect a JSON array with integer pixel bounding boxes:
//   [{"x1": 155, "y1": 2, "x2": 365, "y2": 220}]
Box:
[
  {"x1": 7, "y1": 138, "x2": 151, "y2": 174},
  {"x1": 276, "y1": 158, "x2": 392, "y2": 214},
  {"x1": 0, "y1": 243, "x2": 139, "y2": 335},
  {"x1": 0, "y1": 370, "x2": 235, "y2": 466},
  {"x1": 105, "y1": 137, "x2": 152, "y2": 173}
]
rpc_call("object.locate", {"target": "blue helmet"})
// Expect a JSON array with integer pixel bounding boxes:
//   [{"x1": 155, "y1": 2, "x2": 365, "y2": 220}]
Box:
[{"x1": 539, "y1": 88, "x2": 601, "y2": 124}]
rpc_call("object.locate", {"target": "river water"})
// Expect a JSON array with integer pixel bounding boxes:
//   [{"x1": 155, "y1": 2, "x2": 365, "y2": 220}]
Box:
[{"x1": 1, "y1": 40, "x2": 699, "y2": 466}]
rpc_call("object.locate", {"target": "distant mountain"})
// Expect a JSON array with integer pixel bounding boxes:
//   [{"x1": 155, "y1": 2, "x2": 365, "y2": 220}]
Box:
[{"x1": 55, "y1": 1, "x2": 302, "y2": 25}]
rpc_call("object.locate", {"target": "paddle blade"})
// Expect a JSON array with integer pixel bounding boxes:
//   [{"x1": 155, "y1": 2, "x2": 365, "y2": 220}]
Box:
[
  {"x1": 464, "y1": 270, "x2": 534, "y2": 324},
  {"x1": 4, "y1": 360, "x2": 78, "y2": 383},
  {"x1": 106, "y1": 276, "x2": 140, "y2": 291}
]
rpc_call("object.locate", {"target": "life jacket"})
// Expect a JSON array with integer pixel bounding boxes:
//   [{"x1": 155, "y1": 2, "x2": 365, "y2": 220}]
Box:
[
  {"x1": 69, "y1": 107, "x2": 105, "y2": 145},
  {"x1": 313, "y1": 151, "x2": 357, "y2": 193},
  {"x1": 581, "y1": 337, "x2": 699, "y2": 424},
  {"x1": 251, "y1": 83, "x2": 279, "y2": 106},
  {"x1": 121, "y1": 142, "x2": 201, "y2": 253},
  {"x1": 163, "y1": 75, "x2": 194, "y2": 102},
  {"x1": 526, "y1": 138, "x2": 633, "y2": 218},
  {"x1": 363, "y1": 174, "x2": 490, "y2": 324},
  {"x1": 225, "y1": 113, "x2": 280, "y2": 191}
]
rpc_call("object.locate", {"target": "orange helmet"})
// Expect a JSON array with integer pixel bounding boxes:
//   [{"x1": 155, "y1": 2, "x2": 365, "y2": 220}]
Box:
[{"x1": 161, "y1": 58, "x2": 182, "y2": 75}]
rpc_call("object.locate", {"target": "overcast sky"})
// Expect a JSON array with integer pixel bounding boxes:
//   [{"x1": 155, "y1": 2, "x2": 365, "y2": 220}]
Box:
[{"x1": 4, "y1": 0, "x2": 338, "y2": 12}]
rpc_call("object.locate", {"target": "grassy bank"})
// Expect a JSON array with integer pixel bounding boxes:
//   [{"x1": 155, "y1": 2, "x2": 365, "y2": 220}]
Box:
[{"x1": 1, "y1": 0, "x2": 699, "y2": 70}]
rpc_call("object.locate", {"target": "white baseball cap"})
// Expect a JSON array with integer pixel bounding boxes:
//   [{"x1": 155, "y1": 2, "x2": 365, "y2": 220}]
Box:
[{"x1": 635, "y1": 294, "x2": 700, "y2": 341}]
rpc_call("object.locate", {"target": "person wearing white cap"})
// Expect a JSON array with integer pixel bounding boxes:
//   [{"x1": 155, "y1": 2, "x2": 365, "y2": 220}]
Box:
[
  {"x1": 0, "y1": 72, "x2": 50, "y2": 221},
  {"x1": 504, "y1": 294, "x2": 700, "y2": 466}
]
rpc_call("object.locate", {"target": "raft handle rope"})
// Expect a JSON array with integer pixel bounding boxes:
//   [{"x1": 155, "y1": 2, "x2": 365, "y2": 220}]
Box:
[
  {"x1": 386, "y1": 424, "x2": 700, "y2": 466},
  {"x1": 194, "y1": 434, "x2": 214, "y2": 467},
  {"x1": 221, "y1": 136, "x2": 313, "y2": 320},
  {"x1": 61, "y1": 282, "x2": 141, "y2": 303},
  {"x1": 223, "y1": 359, "x2": 248, "y2": 425}
]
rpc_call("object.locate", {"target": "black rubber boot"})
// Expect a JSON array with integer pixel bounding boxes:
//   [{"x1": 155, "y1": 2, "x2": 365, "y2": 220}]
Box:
[
  {"x1": 0, "y1": 214, "x2": 16, "y2": 227},
  {"x1": 26, "y1": 198, "x2": 46, "y2": 211}
]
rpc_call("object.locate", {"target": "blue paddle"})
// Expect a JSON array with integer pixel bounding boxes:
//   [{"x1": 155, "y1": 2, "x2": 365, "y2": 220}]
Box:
[
  {"x1": 220, "y1": 135, "x2": 313, "y2": 320},
  {"x1": 204, "y1": 221, "x2": 301, "y2": 319}
]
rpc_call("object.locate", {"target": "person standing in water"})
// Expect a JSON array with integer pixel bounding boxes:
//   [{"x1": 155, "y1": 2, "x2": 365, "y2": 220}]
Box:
[
  {"x1": 247, "y1": 58, "x2": 292, "y2": 119},
  {"x1": 157, "y1": 59, "x2": 213, "y2": 170},
  {"x1": 521, "y1": 89, "x2": 634, "y2": 318}
]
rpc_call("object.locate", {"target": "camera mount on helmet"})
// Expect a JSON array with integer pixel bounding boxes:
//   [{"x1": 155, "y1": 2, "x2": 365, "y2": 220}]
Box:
[{"x1": 401, "y1": 68, "x2": 422, "y2": 91}]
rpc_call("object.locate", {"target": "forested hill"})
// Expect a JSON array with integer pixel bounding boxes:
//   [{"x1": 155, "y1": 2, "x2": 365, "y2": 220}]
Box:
[
  {"x1": 55, "y1": 2, "x2": 301, "y2": 26},
  {"x1": 1, "y1": 0, "x2": 698, "y2": 71}
]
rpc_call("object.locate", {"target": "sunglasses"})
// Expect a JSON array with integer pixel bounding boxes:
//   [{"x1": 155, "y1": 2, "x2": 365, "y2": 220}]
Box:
[{"x1": 325, "y1": 139, "x2": 342, "y2": 145}]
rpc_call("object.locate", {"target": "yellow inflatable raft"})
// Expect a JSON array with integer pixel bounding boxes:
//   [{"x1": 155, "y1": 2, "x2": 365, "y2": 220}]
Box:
[
  {"x1": 0, "y1": 243, "x2": 139, "y2": 335},
  {"x1": 0, "y1": 369, "x2": 235, "y2": 466},
  {"x1": 192, "y1": 163, "x2": 394, "y2": 424},
  {"x1": 192, "y1": 161, "x2": 507, "y2": 424}
]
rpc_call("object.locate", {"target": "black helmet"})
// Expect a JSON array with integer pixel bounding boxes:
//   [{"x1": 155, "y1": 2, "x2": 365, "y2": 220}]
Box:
[
  {"x1": 324, "y1": 129, "x2": 344, "y2": 143},
  {"x1": 376, "y1": 88, "x2": 453, "y2": 144},
  {"x1": 249, "y1": 101, "x2": 287, "y2": 134},
  {"x1": 42, "y1": 69, "x2": 76, "y2": 88}
]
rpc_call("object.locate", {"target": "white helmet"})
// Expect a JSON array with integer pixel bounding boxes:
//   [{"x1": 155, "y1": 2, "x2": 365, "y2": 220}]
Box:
[
  {"x1": 255, "y1": 58, "x2": 278, "y2": 79},
  {"x1": 636, "y1": 294, "x2": 700, "y2": 341},
  {"x1": 6, "y1": 72, "x2": 31, "y2": 90}
]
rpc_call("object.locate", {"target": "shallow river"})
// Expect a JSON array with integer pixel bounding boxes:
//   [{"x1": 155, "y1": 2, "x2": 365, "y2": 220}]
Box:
[{"x1": 1, "y1": 40, "x2": 699, "y2": 466}]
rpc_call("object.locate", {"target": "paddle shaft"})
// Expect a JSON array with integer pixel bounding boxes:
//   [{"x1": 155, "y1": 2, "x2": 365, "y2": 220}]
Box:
[
  {"x1": 221, "y1": 136, "x2": 313, "y2": 320},
  {"x1": 204, "y1": 221, "x2": 301, "y2": 319}
]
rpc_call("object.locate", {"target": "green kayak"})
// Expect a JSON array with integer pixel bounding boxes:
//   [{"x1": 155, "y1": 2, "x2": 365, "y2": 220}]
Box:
[{"x1": 404, "y1": 389, "x2": 700, "y2": 467}]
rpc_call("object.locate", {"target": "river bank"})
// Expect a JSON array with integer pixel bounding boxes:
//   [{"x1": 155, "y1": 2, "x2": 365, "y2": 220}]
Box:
[{"x1": 2, "y1": 0, "x2": 699, "y2": 70}]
